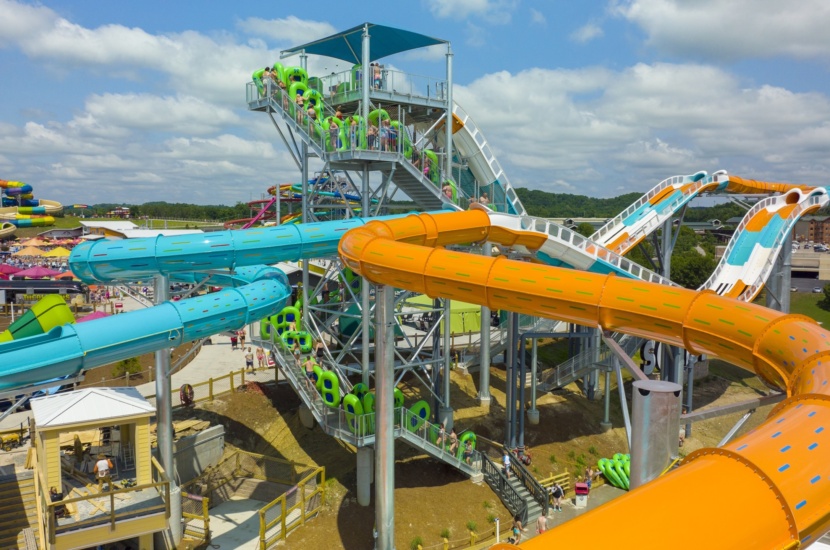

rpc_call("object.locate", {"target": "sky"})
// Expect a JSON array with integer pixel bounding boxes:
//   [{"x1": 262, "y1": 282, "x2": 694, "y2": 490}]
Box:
[{"x1": 1, "y1": 0, "x2": 830, "y2": 207}]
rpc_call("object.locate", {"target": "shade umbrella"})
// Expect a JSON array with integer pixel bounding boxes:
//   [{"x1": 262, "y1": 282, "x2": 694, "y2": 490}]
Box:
[
  {"x1": 21, "y1": 237, "x2": 47, "y2": 247},
  {"x1": 55, "y1": 270, "x2": 77, "y2": 280},
  {"x1": 13, "y1": 265, "x2": 62, "y2": 278},
  {"x1": 43, "y1": 246, "x2": 71, "y2": 258},
  {"x1": 0, "y1": 264, "x2": 21, "y2": 275},
  {"x1": 77, "y1": 311, "x2": 111, "y2": 323},
  {"x1": 12, "y1": 246, "x2": 45, "y2": 257}
]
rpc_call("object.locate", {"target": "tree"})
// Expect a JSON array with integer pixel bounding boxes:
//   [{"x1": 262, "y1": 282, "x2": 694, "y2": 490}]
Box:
[
  {"x1": 818, "y1": 284, "x2": 830, "y2": 311},
  {"x1": 670, "y1": 251, "x2": 717, "y2": 289},
  {"x1": 574, "y1": 222, "x2": 596, "y2": 238},
  {"x1": 112, "y1": 357, "x2": 142, "y2": 380}
]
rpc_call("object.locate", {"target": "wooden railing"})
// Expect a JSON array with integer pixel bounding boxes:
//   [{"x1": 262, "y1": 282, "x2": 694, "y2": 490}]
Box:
[
  {"x1": 39, "y1": 454, "x2": 170, "y2": 544},
  {"x1": 258, "y1": 467, "x2": 325, "y2": 549}
]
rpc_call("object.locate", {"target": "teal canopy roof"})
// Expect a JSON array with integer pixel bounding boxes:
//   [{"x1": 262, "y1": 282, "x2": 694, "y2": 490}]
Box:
[{"x1": 281, "y1": 23, "x2": 448, "y2": 65}]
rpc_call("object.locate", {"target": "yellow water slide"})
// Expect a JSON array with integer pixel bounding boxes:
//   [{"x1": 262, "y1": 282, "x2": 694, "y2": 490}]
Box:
[{"x1": 339, "y1": 208, "x2": 830, "y2": 549}]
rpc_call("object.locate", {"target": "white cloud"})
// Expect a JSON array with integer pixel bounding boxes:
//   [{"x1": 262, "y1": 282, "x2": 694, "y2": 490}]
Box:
[
  {"x1": 614, "y1": 0, "x2": 830, "y2": 60},
  {"x1": 426, "y1": 0, "x2": 518, "y2": 23},
  {"x1": 571, "y1": 23, "x2": 603, "y2": 44},
  {"x1": 530, "y1": 9, "x2": 547, "y2": 26},
  {"x1": 455, "y1": 62, "x2": 830, "y2": 195},
  {"x1": 236, "y1": 16, "x2": 337, "y2": 46}
]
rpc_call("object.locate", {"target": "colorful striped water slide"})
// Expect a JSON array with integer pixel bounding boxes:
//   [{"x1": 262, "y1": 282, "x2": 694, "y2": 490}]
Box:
[
  {"x1": 589, "y1": 170, "x2": 813, "y2": 256},
  {"x1": 0, "y1": 179, "x2": 62, "y2": 226},
  {"x1": 703, "y1": 186, "x2": 830, "y2": 300},
  {"x1": 338, "y1": 209, "x2": 830, "y2": 549}
]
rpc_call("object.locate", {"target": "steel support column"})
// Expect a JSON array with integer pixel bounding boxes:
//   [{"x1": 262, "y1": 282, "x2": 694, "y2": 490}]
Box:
[{"x1": 374, "y1": 285, "x2": 395, "y2": 550}]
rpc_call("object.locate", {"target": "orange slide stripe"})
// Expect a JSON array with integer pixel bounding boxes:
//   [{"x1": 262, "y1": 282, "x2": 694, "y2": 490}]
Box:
[{"x1": 339, "y1": 210, "x2": 830, "y2": 549}]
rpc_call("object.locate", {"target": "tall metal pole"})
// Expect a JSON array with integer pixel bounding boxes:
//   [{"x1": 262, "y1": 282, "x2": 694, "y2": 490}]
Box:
[
  {"x1": 375, "y1": 285, "x2": 395, "y2": 550},
  {"x1": 509, "y1": 312, "x2": 520, "y2": 449},
  {"x1": 478, "y1": 243, "x2": 491, "y2": 405},
  {"x1": 660, "y1": 219, "x2": 673, "y2": 380},
  {"x1": 527, "y1": 338, "x2": 539, "y2": 425},
  {"x1": 439, "y1": 297, "x2": 453, "y2": 430},
  {"x1": 444, "y1": 45, "x2": 453, "y2": 185},
  {"x1": 300, "y1": 50, "x2": 310, "y2": 330},
  {"x1": 154, "y1": 275, "x2": 181, "y2": 545},
  {"x1": 517, "y1": 327, "x2": 527, "y2": 452},
  {"x1": 360, "y1": 27, "x2": 372, "y2": 388},
  {"x1": 601, "y1": 370, "x2": 612, "y2": 431},
  {"x1": 504, "y1": 312, "x2": 515, "y2": 449}
]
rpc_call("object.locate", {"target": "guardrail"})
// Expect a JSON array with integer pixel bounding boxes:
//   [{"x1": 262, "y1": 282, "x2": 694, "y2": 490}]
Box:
[
  {"x1": 507, "y1": 454, "x2": 549, "y2": 516},
  {"x1": 258, "y1": 467, "x2": 325, "y2": 549},
  {"x1": 481, "y1": 454, "x2": 528, "y2": 525}
]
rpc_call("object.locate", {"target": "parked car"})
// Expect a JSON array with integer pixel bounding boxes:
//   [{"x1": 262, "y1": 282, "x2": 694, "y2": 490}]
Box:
[
  {"x1": 814, "y1": 287, "x2": 824, "y2": 293},
  {"x1": 791, "y1": 287, "x2": 798, "y2": 292}
]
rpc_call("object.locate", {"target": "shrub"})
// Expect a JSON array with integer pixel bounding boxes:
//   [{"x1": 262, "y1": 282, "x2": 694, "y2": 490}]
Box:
[
  {"x1": 588, "y1": 445, "x2": 599, "y2": 456},
  {"x1": 409, "y1": 536, "x2": 423, "y2": 550},
  {"x1": 466, "y1": 520, "x2": 477, "y2": 532},
  {"x1": 487, "y1": 513, "x2": 497, "y2": 524},
  {"x1": 483, "y1": 500, "x2": 492, "y2": 509},
  {"x1": 440, "y1": 528, "x2": 450, "y2": 539},
  {"x1": 112, "y1": 357, "x2": 141, "y2": 379},
  {"x1": 549, "y1": 454, "x2": 557, "y2": 464}
]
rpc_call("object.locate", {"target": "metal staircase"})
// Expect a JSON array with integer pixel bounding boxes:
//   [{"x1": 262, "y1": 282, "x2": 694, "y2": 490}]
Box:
[
  {"x1": 252, "y1": 333, "x2": 482, "y2": 477},
  {"x1": 538, "y1": 333, "x2": 641, "y2": 391}
]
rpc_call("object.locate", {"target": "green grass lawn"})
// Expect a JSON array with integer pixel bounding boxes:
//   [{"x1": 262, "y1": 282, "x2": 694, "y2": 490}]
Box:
[{"x1": 788, "y1": 290, "x2": 830, "y2": 326}]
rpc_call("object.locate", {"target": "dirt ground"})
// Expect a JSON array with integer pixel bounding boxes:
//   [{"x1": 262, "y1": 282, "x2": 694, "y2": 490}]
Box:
[{"x1": 180, "y1": 352, "x2": 775, "y2": 550}]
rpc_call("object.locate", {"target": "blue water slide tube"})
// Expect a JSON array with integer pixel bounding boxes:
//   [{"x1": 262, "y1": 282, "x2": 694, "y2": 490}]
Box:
[{"x1": 1, "y1": 213, "x2": 439, "y2": 392}]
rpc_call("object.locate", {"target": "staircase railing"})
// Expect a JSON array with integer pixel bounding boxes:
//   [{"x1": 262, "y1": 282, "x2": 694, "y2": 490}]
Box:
[
  {"x1": 398, "y1": 409, "x2": 482, "y2": 474},
  {"x1": 507, "y1": 456, "x2": 549, "y2": 516},
  {"x1": 482, "y1": 454, "x2": 528, "y2": 525}
]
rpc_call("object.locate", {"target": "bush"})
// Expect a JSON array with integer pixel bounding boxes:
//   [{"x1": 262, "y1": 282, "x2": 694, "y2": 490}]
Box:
[
  {"x1": 549, "y1": 454, "x2": 557, "y2": 464},
  {"x1": 588, "y1": 445, "x2": 599, "y2": 456},
  {"x1": 466, "y1": 520, "x2": 477, "y2": 532},
  {"x1": 483, "y1": 500, "x2": 492, "y2": 509},
  {"x1": 487, "y1": 513, "x2": 497, "y2": 524},
  {"x1": 409, "y1": 536, "x2": 423, "y2": 550},
  {"x1": 112, "y1": 357, "x2": 141, "y2": 379},
  {"x1": 440, "y1": 528, "x2": 450, "y2": 539}
]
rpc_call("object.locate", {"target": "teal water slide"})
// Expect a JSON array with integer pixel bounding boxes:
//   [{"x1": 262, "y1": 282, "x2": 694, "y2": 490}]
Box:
[{"x1": 0, "y1": 214, "x2": 423, "y2": 392}]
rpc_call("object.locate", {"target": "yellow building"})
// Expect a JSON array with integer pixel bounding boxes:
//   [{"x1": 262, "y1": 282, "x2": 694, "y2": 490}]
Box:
[{"x1": 30, "y1": 387, "x2": 171, "y2": 550}]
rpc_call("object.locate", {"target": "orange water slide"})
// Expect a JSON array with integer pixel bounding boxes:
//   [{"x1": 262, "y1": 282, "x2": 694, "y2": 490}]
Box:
[{"x1": 339, "y1": 209, "x2": 830, "y2": 549}]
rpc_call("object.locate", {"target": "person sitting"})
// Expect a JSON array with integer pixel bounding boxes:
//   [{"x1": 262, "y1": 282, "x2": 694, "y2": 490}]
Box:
[
  {"x1": 50, "y1": 486, "x2": 68, "y2": 519},
  {"x1": 94, "y1": 453, "x2": 114, "y2": 492}
]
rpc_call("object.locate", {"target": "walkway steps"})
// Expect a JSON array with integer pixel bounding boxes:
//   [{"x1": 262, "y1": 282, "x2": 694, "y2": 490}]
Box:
[{"x1": 0, "y1": 473, "x2": 39, "y2": 550}]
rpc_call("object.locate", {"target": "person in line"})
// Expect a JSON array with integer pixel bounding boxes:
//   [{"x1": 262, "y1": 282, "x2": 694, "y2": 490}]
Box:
[
  {"x1": 479, "y1": 192, "x2": 489, "y2": 206},
  {"x1": 329, "y1": 118, "x2": 340, "y2": 151},
  {"x1": 303, "y1": 356, "x2": 317, "y2": 390},
  {"x1": 262, "y1": 66, "x2": 276, "y2": 95},
  {"x1": 550, "y1": 481, "x2": 564, "y2": 512},
  {"x1": 367, "y1": 123, "x2": 378, "y2": 150},
  {"x1": 335, "y1": 106, "x2": 343, "y2": 120},
  {"x1": 349, "y1": 117, "x2": 358, "y2": 149},
  {"x1": 380, "y1": 119, "x2": 390, "y2": 151},
  {"x1": 238, "y1": 330, "x2": 246, "y2": 349},
  {"x1": 503, "y1": 449, "x2": 511, "y2": 479},
  {"x1": 293, "y1": 342, "x2": 302, "y2": 369},
  {"x1": 94, "y1": 453, "x2": 114, "y2": 492},
  {"x1": 442, "y1": 184, "x2": 453, "y2": 201},
  {"x1": 315, "y1": 340, "x2": 325, "y2": 366},
  {"x1": 295, "y1": 94, "x2": 305, "y2": 124},
  {"x1": 372, "y1": 62, "x2": 382, "y2": 89},
  {"x1": 448, "y1": 428, "x2": 458, "y2": 456},
  {"x1": 256, "y1": 347, "x2": 266, "y2": 369},
  {"x1": 435, "y1": 422, "x2": 446, "y2": 448},
  {"x1": 230, "y1": 333, "x2": 238, "y2": 350},
  {"x1": 244, "y1": 347, "x2": 255, "y2": 373},
  {"x1": 279, "y1": 80, "x2": 289, "y2": 110},
  {"x1": 463, "y1": 439, "x2": 474, "y2": 465}
]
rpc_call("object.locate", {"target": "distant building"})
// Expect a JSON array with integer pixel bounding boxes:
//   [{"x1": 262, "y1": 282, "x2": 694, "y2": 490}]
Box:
[
  {"x1": 37, "y1": 226, "x2": 83, "y2": 239},
  {"x1": 793, "y1": 215, "x2": 830, "y2": 243},
  {"x1": 79, "y1": 220, "x2": 202, "y2": 240},
  {"x1": 106, "y1": 206, "x2": 132, "y2": 218}
]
